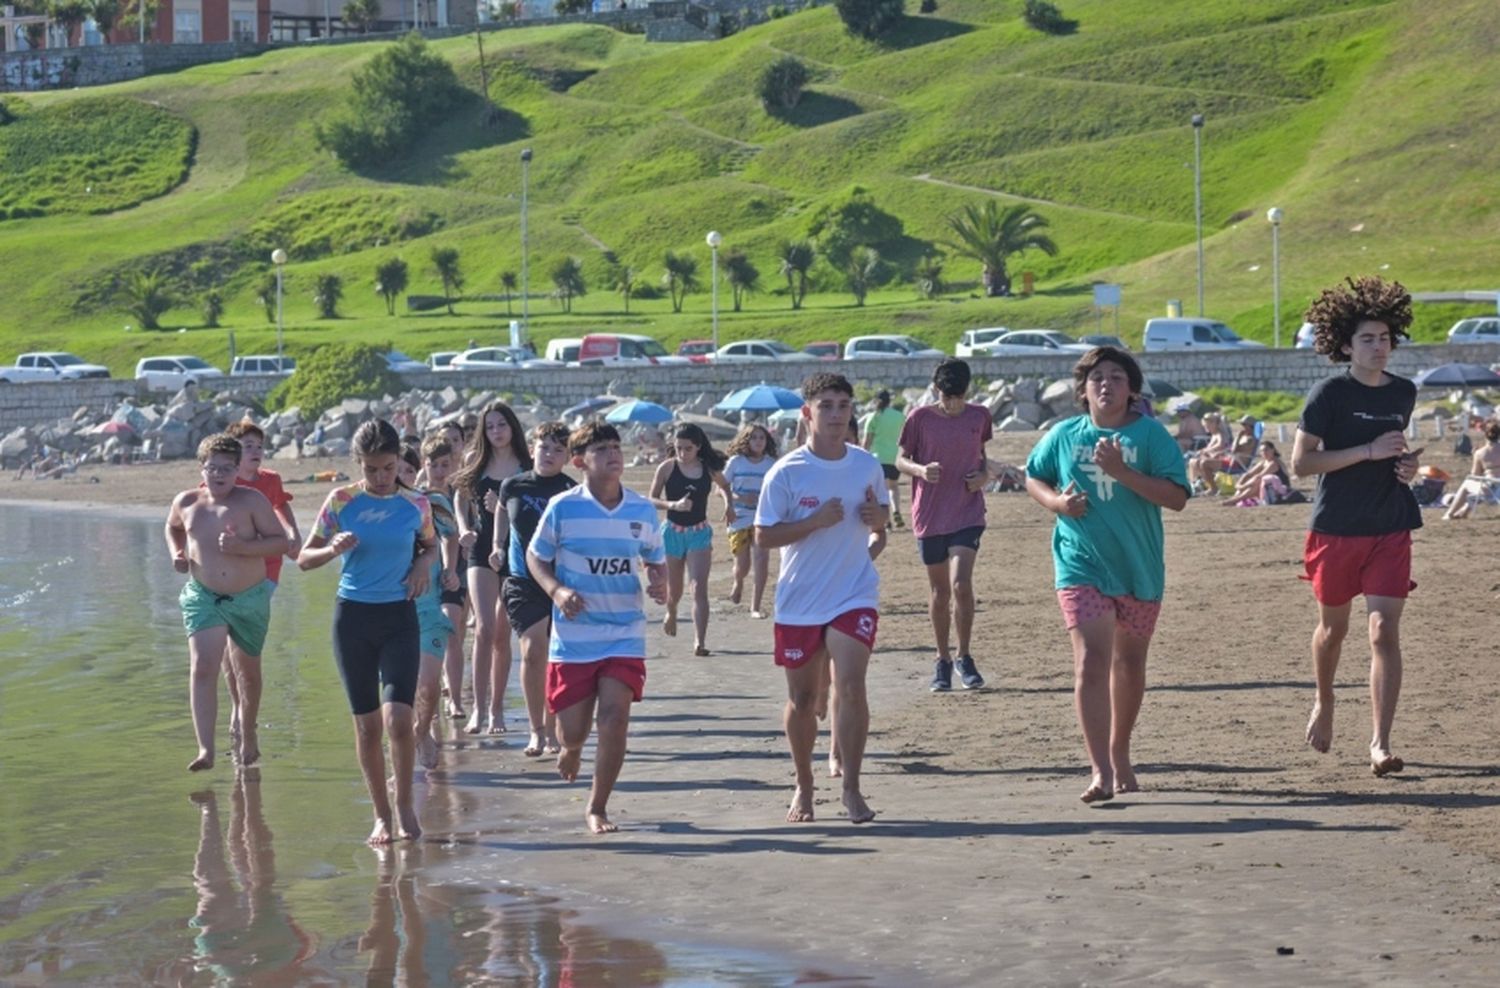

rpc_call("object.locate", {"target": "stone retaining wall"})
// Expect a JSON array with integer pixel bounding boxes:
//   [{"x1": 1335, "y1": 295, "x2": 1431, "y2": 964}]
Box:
[{"x1": 3, "y1": 343, "x2": 1496, "y2": 432}]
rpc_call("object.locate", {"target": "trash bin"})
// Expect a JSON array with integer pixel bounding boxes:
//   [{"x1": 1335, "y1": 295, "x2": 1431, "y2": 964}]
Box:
[{"x1": 1166, "y1": 299, "x2": 1182, "y2": 317}]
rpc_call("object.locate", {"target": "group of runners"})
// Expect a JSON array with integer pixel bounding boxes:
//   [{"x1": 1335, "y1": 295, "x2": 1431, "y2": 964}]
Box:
[{"x1": 165, "y1": 274, "x2": 1427, "y2": 841}]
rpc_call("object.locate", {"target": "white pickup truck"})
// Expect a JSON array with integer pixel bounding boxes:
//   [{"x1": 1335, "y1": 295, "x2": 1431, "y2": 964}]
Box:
[{"x1": 0, "y1": 352, "x2": 112, "y2": 383}]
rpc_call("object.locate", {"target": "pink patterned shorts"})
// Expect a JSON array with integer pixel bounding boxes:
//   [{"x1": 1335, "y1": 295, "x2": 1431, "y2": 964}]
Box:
[{"x1": 1056, "y1": 586, "x2": 1162, "y2": 640}]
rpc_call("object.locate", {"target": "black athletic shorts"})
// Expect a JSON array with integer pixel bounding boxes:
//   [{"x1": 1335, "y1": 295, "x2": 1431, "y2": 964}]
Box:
[
  {"x1": 502, "y1": 577, "x2": 553, "y2": 635},
  {"x1": 440, "y1": 584, "x2": 467, "y2": 607},
  {"x1": 917, "y1": 525, "x2": 985, "y2": 567},
  {"x1": 881, "y1": 463, "x2": 900, "y2": 481},
  {"x1": 332, "y1": 598, "x2": 420, "y2": 715}
]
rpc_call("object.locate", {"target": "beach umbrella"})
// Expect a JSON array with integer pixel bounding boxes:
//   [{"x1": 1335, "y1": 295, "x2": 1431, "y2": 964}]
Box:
[
  {"x1": 604, "y1": 399, "x2": 674, "y2": 425},
  {"x1": 1143, "y1": 378, "x2": 1183, "y2": 399},
  {"x1": 1413, "y1": 363, "x2": 1500, "y2": 389},
  {"x1": 715, "y1": 384, "x2": 804, "y2": 413},
  {"x1": 562, "y1": 395, "x2": 620, "y2": 418},
  {"x1": 94, "y1": 420, "x2": 135, "y2": 436}
]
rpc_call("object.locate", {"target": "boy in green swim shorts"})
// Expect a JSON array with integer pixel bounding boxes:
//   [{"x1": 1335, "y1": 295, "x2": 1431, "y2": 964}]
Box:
[{"x1": 166, "y1": 435, "x2": 289, "y2": 772}]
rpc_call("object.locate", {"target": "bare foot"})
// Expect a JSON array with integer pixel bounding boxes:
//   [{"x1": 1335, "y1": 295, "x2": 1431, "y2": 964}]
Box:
[
  {"x1": 557, "y1": 746, "x2": 582, "y2": 782},
  {"x1": 587, "y1": 807, "x2": 618, "y2": 834},
  {"x1": 1080, "y1": 773, "x2": 1114, "y2": 805},
  {"x1": 396, "y1": 805, "x2": 422, "y2": 841},
  {"x1": 662, "y1": 612, "x2": 677, "y2": 637},
  {"x1": 693, "y1": 645, "x2": 710, "y2": 657},
  {"x1": 545, "y1": 737, "x2": 561, "y2": 755},
  {"x1": 188, "y1": 749, "x2": 214, "y2": 772},
  {"x1": 416, "y1": 733, "x2": 439, "y2": 770},
  {"x1": 523, "y1": 732, "x2": 545, "y2": 757},
  {"x1": 368, "y1": 817, "x2": 395, "y2": 846},
  {"x1": 1306, "y1": 700, "x2": 1334, "y2": 754},
  {"x1": 1371, "y1": 747, "x2": 1405, "y2": 777},
  {"x1": 1113, "y1": 764, "x2": 1138, "y2": 793},
  {"x1": 750, "y1": 610, "x2": 768, "y2": 620},
  {"x1": 447, "y1": 701, "x2": 465, "y2": 719},
  {"x1": 786, "y1": 785, "x2": 815, "y2": 823},
  {"x1": 464, "y1": 711, "x2": 484, "y2": 735},
  {"x1": 842, "y1": 789, "x2": 876, "y2": 824},
  {"x1": 827, "y1": 751, "x2": 843, "y2": 778},
  {"x1": 729, "y1": 584, "x2": 743, "y2": 604},
  {"x1": 487, "y1": 714, "x2": 506, "y2": 737},
  {"x1": 238, "y1": 731, "x2": 261, "y2": 769}
]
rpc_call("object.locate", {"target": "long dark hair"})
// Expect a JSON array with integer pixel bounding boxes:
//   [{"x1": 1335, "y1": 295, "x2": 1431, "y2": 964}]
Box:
[
  {"x1": 352, "y1": 419, "x2": 402, "y2": 460},
  {"x1": 669, "y1": 422, "x2": 727, "y2": 473},
  {"x1": 452, "y1": 400, "x2": 532, "y2": 500}
]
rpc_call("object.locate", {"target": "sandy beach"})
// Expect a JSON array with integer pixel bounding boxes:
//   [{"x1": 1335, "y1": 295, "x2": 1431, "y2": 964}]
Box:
[{"x1": 5, "y1": 434, "x2": 1499, "y2": 984}]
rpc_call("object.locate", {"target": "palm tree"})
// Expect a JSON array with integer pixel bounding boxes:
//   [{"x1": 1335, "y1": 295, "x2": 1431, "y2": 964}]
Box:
[
  {"x1": 844, "y1": 246, "x2": 883, "y2": 307},
  {"x1": 122, "y1": 269, "x2": 173, "y2": 330},
  {"x1": 375, "y1": 257, "x2": 409, "y2": 316},
  {"x1": 940, "y1": 201, "x2": 1058, "y2": 297},
  {"x1": 314, "y1": 274, "x2": 344, "y2": 318},
  {"x1": 778, "y1": 239, "x2": 815, "y2": 310},
  {"x1": 613, "y1": 265, "x2": 637, "y2": 314},
  {"x1": 500, "y1": 270, "x2": 518, "y2": 316},
  {"x1": 723, "y1": 251, "x2": 759, "y2": 312},
  {"x1": 662, "y1": 251, "x2": 699, "y2": 314},
  {"x1": 914, "y1": 252, "x2": 945, "y2": 300},
  {"x1": 549, "y1": 257, "x2": 587, "y2": 313},
  {"x1": 430, "y1": 246, "x2": 463, "y2": 315}
]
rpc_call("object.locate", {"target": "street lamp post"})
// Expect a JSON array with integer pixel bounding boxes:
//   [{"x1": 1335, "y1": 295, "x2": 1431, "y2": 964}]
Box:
[
  {"x1": 1267, "y1": 207, "x2": 1284, "y2": 348},
  {"x1": 520, "y1": 147, "x2": 532, "y2": 333},
  {"x1": 271, "y1": 248, "x2": 287, "y2": 365},
  {"x1": 706, "y1": 230, "x2": 722, "y2": 352},
  {"x1": 1191, "y1": 113, "x2": 1205, "y2": 316}
]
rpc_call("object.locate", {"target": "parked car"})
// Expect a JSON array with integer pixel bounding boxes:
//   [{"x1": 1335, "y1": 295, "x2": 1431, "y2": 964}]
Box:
[
  {"x1": 451, "y1": 346, "x2": 564, "y2": 371},
  {"x1": 229, "y1": 355, "x2": 296, "y2": 377},
  {"x1": 955, "y1": 327, "x2": 1011, "y2": 357},
  {"x1": 844, "y1": 335, "x2": 946, "y2": 360},
  {"x1": 544, "y1": 337, "x2": 583, "y2": 364},
  {"x1": 0, "y1": 351, "x2": 110, "y2": 383},
  {"x1": 678, "y1": 339, "x2": 716, "y2": 364},
  {"x1": 1448, "y1": 317, "x2": 1500, "y2": 343},
  {"x1": 802, "y1": 340, "x2": 841, "y2": 360},
  {"x1": 1077, "y1": 334, "x2": 1130, "y2": 351},
  {"x1": 714, "y1": 339, "x2": 818, "y2": 363},
  {"x1": 978, "y1": 330, "x2": 1094, "y2": 357},
  {"x1": 1141, "y1": 318, "x2": 1266, "y2": 352},
  {"x1": 576, "y1": 333, "x2": 689, "y2": 367},
  {"x1": 384, "y1": 350, "x2": 427, "y2": 374},
  {"x1": 135, "y1": 355, "x2": 226, "y2": 391},
  {"x1": 428, "y1": 351, "x2": 459, "y2": 371},
  {"x1": 1294, "y1": 322, "x2": 1317, "y2": 349}
]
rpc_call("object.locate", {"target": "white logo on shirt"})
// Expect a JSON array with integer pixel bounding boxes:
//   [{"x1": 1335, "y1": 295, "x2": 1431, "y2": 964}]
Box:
[
  {"x1": 1071, "y1": 442, "x2": 1137, "y2": 502},
  {"x1": 354, "y1": 507, "x2": 395, "y2": 524}
]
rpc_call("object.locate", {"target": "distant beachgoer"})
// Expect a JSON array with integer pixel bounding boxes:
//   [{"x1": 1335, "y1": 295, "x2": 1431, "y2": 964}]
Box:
[
  {"x1": 648, "y1": 423, "x2": 734, "y2": 656},
  {"x1": 1025, "y1": 346, "x2": 1190, "y2": 804},
  {"x1": 1443, "y1": 420, "x2": 1500, "y2": 519},
  {"x1": 422, "y1": 430, "x2": 469, "y2": 720},
  {"x1": 398, "y1": 441, "x2": 458, "y2": 772},
  {"x1": 526, "y1": 421, "x2": 667, "y2": 834},
  {"x1": 165, "y1": 435, "x2": 289, "y2": 772},
  {"x1": 723, "y1": 424, "x2": 778, "y2": 618},
  {"x1": 299, "y1": 419, "x2": 437, "y2": 845},
  {"x1": 861, "y1": 390, "x2": 906, "y2": 529},
  {"x1": 1292, "y1": 276, "x2": 1422, "y2": 778}
]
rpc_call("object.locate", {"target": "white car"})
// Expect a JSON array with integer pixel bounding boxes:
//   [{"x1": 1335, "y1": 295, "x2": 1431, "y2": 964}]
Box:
[
  {"x1": 955, "y1": 327, "x2": 1011, "y2": 357},
  {"x1": 713, "y1": 339, "x2": 818, "y2": 363},
  {"x1": 428, "y1": 351, "x2": 459, "y2": 371},
  {"x1": 1142, "y1": 318, "x2": 1266, "y2": 352},
  {"x1": 1448, "y1": 317, "x2": 1500, "y2": 343},
  {"x1": 1294, "y1": 322, "x2": 1317, "y2": 349},
  {"x1": 135, "y1": 355, "x2": 225, "y2": 391},
  {"x1": 978, "y1": 330, "x2": 1094, "y2": 357},
  {"x1": 229, "y1": 355, "x2": 296, "y2": 377},
  {"x1": 451, "y1": 346, "x2": 564, "y2": 371},
  {"x1": 844, "y1": 335, "x2": 947, "y2": 360},
  {"x1": 0, "y1": 351, "x2": 110, "y2": 383}
]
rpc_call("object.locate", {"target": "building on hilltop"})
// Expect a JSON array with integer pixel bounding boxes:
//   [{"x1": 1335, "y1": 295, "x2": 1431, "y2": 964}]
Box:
[{"x1": 97, "y1": 1, "x2": 270, "y2": 44}]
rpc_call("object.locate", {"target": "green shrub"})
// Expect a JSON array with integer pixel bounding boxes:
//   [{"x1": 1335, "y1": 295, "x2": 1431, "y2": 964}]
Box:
[
  {"x1": 267, "y1": 343, "x2": 402, "y2": 417},
  {"x1": 201, "y1": 289, "x2": 223, "y2": 328},
  {"x1": 757, "y1": 56, "x2": 811, "y2": 113},
  {"x1": 314, "y1": 34, "x2": 466, "y2": 169},
  {"x1": 1023, "y1": 0, "x2": 1076, "y2": 35},
  {"x1": 375, "y1": 257, "x2": 409, "y2": 316},
  {"x1": 313, "y1": 273, "x2": 344, "y2": 319},
  {"x1": 834, "y1": 0, "x2": 904, "y2": 40},
  {"x1": 806, "y1": 186, "x2": 904, "y2": 269}
]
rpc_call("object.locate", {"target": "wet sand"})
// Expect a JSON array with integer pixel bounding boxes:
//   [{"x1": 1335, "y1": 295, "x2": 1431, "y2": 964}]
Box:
[{"x1": 6, "y1": 437, "x2": 1500, "y2": 984}]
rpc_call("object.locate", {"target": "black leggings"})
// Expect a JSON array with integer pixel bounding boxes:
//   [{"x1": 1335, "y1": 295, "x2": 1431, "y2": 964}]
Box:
[{"x1": 333, "y1": 599, "x2": 419, "y2": 715}]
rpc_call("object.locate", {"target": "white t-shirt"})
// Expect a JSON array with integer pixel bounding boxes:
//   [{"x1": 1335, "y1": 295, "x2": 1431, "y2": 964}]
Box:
[
  {"x1": 755, "y1": 443, "x2": 889, "y2": 625},
  {"x1": 723, "y1": 453, "x2": 776, "y2": 533}
]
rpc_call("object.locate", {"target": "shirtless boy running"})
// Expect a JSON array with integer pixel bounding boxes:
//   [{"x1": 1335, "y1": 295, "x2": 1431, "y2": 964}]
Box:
[{"x1": 166, "y1": 435, "x2": 290, "y2": 771}]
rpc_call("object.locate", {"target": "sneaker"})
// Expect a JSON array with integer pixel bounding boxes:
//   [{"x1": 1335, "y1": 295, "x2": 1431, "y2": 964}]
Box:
[
  {"x1": 893, "y1": 512, "x2": 905, "y2": 529},
  {"x1": 929, "y1": 657, "x2": 953, "y2": 692},
  {"x1": 956, "y1": 655, "x2": 985, "y2": 690}
]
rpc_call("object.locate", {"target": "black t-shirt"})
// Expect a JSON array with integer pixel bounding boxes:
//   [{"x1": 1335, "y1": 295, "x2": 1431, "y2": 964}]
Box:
[
  {"x1": 663, "y1": 461, "x2": 711, "y2": 527},
  {"x1": 499, "y1": 470, "x2": 577, "y2": 580},
  {"x1": 1299, "y1": 371, "x2": 1422, "y2": 535}
]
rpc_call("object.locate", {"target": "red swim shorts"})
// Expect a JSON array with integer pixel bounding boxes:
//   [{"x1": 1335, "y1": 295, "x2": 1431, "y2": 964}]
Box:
[
  {"x1": 546, "y1": 658, "x2": 647, "y2": 713},
  {"x1": 773, "y1": 608, "x2": 879, "y2": 667},
  {"x1": 1056, "y1": 586, "x2": 1162, "y2": 639},
  {"x1": 1302, "y1": 531, "x2": 1415, "y2": 607}
]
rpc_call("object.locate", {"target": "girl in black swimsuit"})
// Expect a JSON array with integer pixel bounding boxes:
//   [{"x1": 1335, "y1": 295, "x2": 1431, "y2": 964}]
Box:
[{"x1": 648, "y1": 423, "x2": 734, "y2": 655}]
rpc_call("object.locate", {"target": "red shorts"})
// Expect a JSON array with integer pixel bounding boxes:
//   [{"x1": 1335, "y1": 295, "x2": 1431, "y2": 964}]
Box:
[
  {"x1": 1302, "y1": 531, "x2": 1415, "y2": 607},
  {"x1": 773, "y1": 608, "x2": 879, "y2": 667},
  {"x1": 546, "y1": 658, "x2": 647, "y2": 713}
]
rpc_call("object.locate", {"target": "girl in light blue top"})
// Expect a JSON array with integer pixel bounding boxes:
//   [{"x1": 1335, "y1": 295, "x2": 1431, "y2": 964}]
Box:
[{"x1": 1026, "y1": 347, "x2": 1190, "y2": 806}]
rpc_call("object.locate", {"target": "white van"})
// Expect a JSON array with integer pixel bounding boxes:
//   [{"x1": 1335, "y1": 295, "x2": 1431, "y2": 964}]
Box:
[
  {"x1": 1142, "y1": 318, "x2": 1265, "y2": 352},
  {"x1": 544, "y1": 337, "x2": 583, "y2": 364},
  {"x1": 576, "y1": 333, "x2": 688, "y2": 367}
]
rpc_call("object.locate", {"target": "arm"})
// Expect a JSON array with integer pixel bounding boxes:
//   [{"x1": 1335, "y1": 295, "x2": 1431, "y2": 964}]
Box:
[
  {"x1": 527, "y1": 549, "x2": 585, "y2": 620},
  {"x1": 713, "y1": 470, "x2": 736, "y2": 525},
  {"x1": 297, "y1": 531, "x2": 356, "y2": 570},
  {"x1": 275, "y1": 502, "x2": 302, "y2": 561},
  {"x1": 1026, "y1": 475, "x2": 1089, "y2": 518},
  {"x1": 966, "y1": 441, "x2": 996, "y2": 493},
  {"x1": 404, "y1": 535, "x2": 438, "y2": 599},
  {"x1": 489, "y1": 495, "x2": 510, "y2": 570},
  {"x1": 1093, "y1": 437, "x2": 1188, "y2": 512},
  {"x1": 895, "y1": 450, "x2": 938, "y2": 483},
  {"x1": 165, "y1": 494, "x2": 190, "y2": 573},
  {"x1": 647, "y1": 461, "x2": 684, "y2": 512},
  {"x1": 754, "y1": 498, "x2": 843, "y2": 550},
  {"x1": 453, "y1": 486, "x2": 478, "y2": 550},
  {"x1": 439, "y1": 530, "x2": 461, "y2": 591},
  {"x1": 1290, "y1": 428, "x2": 1407, "y2": 478}
]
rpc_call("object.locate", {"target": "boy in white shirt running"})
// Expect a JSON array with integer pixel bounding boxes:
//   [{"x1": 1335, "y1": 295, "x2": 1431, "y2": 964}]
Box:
[{"x1": 756, "y1": 373, "x2": 890, "y2": 824}]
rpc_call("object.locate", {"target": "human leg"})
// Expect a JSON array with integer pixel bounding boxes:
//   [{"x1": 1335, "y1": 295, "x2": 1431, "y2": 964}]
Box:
[
  {"x1": 827, "y1": 629, "x2": 875, "y2": 823},
  {"x1": 662, "y1": 554, "x2": 685, "y2": 637},
  {"x1": 518, "y1": 620, "x2": 551, "y2": 756},
  {"x1": 730, "y1": 542, "x2": 749, "y2": 604},
  {"x1": 383, "y1": 701, "x2": 420, "y2": 839},
  {"x1": 687, "y1": 546, "x2": 713, "y2": 654},
  {"x1": 554, "y1": 692, "x2": 596, "y2": 785},
  {"x1": 488, "y1": 602, "x2": 513, "y2": 733},
  {"x1": 413, "y1": 651, "x2": 442, "y2": 770},
  {"x1": 886, "y1": 475, "x2": 903, "y2": 527},
  {"x1": 587, "y1": 677, "x2": 636, "y2": 833},
  {"x1": 1061, "y1": 589, "x2": 1117, "y2": 801},
  {"x1": 465, "y1": 568, "x2": 500, "y2": 734},
  {"x1": 925, "y1": 560, "x2": 953, "y2": 660},
  {"x1": 223, "y1": 645, "x2": 242, "y2": 748},
  {"x1": 750, "y1": 545, "x2": 770, "y2": 617},
  {"x1": 352, "y1": 710, "x2": 395, "y2": 845},
  {"x1": 1366, "y1": 595, "x2": 1406, "y2": 774},
  {"x1": 227, "y1": 642, "x2": 263, "y2": 767},
  {"x1": 187, "y1": 627, "x2": 229, "y2": 771},
  {"x1": 782, "y1": 655, "x2": 826, "y2": 822},
  {"x1": 1307, "y1": 601, "x2": 1351, "y2": 753},
  {"x1": 441, "y1": 600, "x2": 467, "y2": 718},
  {"x1": 948, "y1": 547, "x2": 981, "y2": 690},
  {"x1": 1109, "y1": 631, "x2": 1150, "y2": 793}
]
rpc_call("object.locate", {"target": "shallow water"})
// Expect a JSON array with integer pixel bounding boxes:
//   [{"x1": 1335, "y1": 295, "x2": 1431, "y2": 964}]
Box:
[{"x1": 0, "y1": 506, "x2": 870, "y2": 986}]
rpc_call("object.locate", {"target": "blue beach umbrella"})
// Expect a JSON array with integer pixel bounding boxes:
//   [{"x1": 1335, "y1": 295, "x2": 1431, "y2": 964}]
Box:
[
  {"x1": 562, "y1": 395, "x2": 620, "y2": 418},
  {"x1": 605, "y1": 399, "x2": 675, "y2": 425},
  {"x1": 1413, "y1": 363, "x2": 1500, "y2": 389},
  {"x1": 715, "y1": 384, "x2": 805, "y2": 413}
]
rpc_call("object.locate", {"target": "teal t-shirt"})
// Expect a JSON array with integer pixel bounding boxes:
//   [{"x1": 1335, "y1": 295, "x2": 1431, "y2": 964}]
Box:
[{"x1": 1025, "y1": 414, "x2": 1190, "y2": 601}]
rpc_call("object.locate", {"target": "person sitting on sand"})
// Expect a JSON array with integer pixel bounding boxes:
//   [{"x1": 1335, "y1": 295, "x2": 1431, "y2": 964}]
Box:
[
  {"x1": 1292, "y1": 276, "x2": 1422, "y2": 779},
  {"x1": 1025, "y1": 346, "x2": 1190, "y2": 804},
  {"x1": 165, "y1": 434, "x2": 289, "y2": 772},
  {"x1": 1443, "y1": 420, "x2": 1500, "y2": 520},
  {"x1": 756, "y1": 372, "x2": 889, "y2": 825},
  {"x1": 526, "y1": 421, "x2": 668, "y2": 835},
  {"x1": 1224, "y1": 440, "x2": 1293, "y2": 506},
  {"x1": 1186, "y1": 412, "x2": 1230, "y2": 492}
]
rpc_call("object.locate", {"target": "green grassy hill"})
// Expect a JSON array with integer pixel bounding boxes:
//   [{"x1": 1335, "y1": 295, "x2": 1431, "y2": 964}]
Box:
[{"x1": 1, "y1": 0, "x2": 1497, "y2": 375}]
